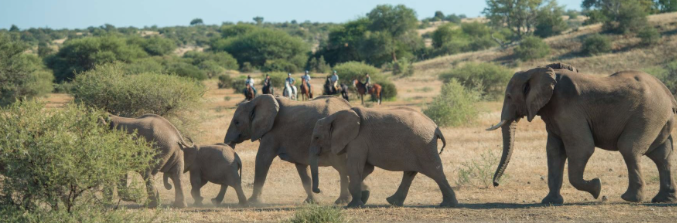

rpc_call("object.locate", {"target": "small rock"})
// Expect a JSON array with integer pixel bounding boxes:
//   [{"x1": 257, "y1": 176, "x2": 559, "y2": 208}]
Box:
[
  {"x1": 609, "y1": 168, "x2": 613, "y2": 172},
  {"x1": 522, "y1": 200, "x2": 526, "y2": 203},
  {"x1": 602, "y1": 196, "x2": 608, "y2": 202},
  {"x1": 527, "y1": 181, "x2": 531, "y2": 184},
  {"x1": 540, "y1": 176, "x2": 546, "y2": 181}
]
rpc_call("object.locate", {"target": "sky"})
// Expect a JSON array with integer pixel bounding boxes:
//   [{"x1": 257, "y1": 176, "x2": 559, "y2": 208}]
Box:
[{"x1": 1, "y1": 0, "x2": 584, "y2": 29}]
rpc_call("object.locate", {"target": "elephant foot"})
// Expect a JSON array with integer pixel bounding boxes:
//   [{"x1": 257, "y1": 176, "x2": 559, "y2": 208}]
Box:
[
  {"x1": 651, "y1": 191, "x2": 676, "y2": 203},
  {"x1": 334, "y1": 196, "x2": 351, "y2": 204},
  {"x1": 346, "y1": 200, "x2": 365, "y2": 208},
  {"x1": 386, "y1": 195, "x2": 405, "y2": 207},
  {"x1": 590, "y1": 178, "x2": 602, "y2": 199},
  {"x1": 193, "y1": 201, "x2": 204, "y2": 207},
  {"x1": 248, "y1": 196, "x2": 264, "y2": 204},
  {"x1": 147, "y1": 198, "x2": 160, "y2": 208},
  {"x1": 173, "y1": 201, "x2": 188, "y2": 208},
  {"x1": 361, "y1": 190, "x2": 370, "y2": 204},
  {"x1": 541, "y1": 194, "x2": 564, "y2": 205},
  {"x1": 621, "y1": 190, "x2": 644, "y2": 202},
  {"x1": 439, "y1": 199, "x2": 458, "y2": 208},
  {"x1": 304, "y1": 197, "x2": 318, "y2": 204},
  {"x1": 211, "y1": 198, "x2": 222, "y2": 206}
]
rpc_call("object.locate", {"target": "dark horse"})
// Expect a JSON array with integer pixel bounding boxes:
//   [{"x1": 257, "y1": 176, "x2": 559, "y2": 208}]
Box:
[
  {"x1": 353, "y1": 79, "x2": 382, "y2": 105},
  {"x1": 300, "y1": 79, "x2": 313, "y2": 101},
  {"x1": 323, "y1": 77, "x2": 349, "y2": 101},
  {"x1": 262, "y1": 83, "x2": 273, "y2": 95},
  {"x1": 243, "y1": 85, "x2": 255, "y2": 101}
]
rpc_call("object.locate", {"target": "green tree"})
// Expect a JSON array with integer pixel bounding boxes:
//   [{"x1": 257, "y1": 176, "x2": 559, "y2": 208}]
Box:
[
  {"x1": 484, "y1": 0, "x2": 542, "y2": 38},
  {"x1": 534, "y1": 0, "x2": 569, "y2": 38},
  {"x1": 37, "y1": 41, "x2": 54, "y2": 57},
  {"x1": 582, "y1": 0, "x2": 652, "y2": 33},
  {"x1": 317, "y1": 18, "x2": 370, "y2": 66},
  {"x1": 190, "y1": 18, "x2": 204, "y2": 26},
  {"x1": 367, "y1": 4, "x2": 418, "y2": 61},
  {"x1": 9, "y1": 24, "x2": 19, "y2": 32},
  {"x1": 219, "y1": 23, "x2": 258, "y2": 38},
  {"x1": 253, "y1": 16, "x2": 264, "y2": 25},
  {"x1": 0, "y1": 34, "x2": 54, "y2": 106},
  {"x1": 433, "y1": 11, "x2": 445, "y2": 21},
  {"x1": 657, "y1": 0, "x2": 677, "y2": 12},
  {"x1": 140, "y1": 36, "x2": 177, "y2": 56},
  {"x1": 513, "y1": 36, "x2": 551, "y2": 61},
  {"x1": 215, "y1": 28, "x2": 309, "y2": 69}
]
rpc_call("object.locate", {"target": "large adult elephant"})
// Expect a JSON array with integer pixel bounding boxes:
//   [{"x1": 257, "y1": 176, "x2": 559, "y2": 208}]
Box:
[
  {"x1": 487, "y1": 63, "x2": 677, "y2": 204},
  {"x1": 223, "y1": 94, "x2": 366, "y2": 204},
  {"x1": 106, "y1": 114, "x2": 193, "y2": 208}
]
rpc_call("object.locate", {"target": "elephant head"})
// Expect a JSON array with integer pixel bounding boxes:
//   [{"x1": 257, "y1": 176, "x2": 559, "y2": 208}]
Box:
[
  {"x1": 309, "y1": 110, "x2": 360, "y2": 193},
  {"x1": 223, "y1": 95, "x2": 280, "y2": 148},
  {"x1": 182, "y1": 144, "x2": 199, "y2": 173},
  {"x1": 486, "y1": 67, "x2": 557, "y2": 187}
]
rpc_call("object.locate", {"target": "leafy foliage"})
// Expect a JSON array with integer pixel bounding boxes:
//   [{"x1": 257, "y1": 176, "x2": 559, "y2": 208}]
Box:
[
  {"x1": 638, "y1": 26, "x2": 660, "y2": 46},
  {"x1": 456, "y1": 150, "x2": 507, "y2": 188},
  {"x1": 190, "y1": 18, "x2": 204, "y2": 26},
  {"x1": 582, "y1": 34, "x2": 612, "y2": 55},
  {"x1": 534, "y1": 0, "x2": 569, "y2": 38},
  {"x1": 287, "y1": 205, "x2": 344, "y2": 223},
  {"x1": 644, "y1": 60, "x2": 677, "y2": 95},
  {"x1": 217, "y1": 74, "x2": 234, "y2": 89},
  {"x1": 333, "y1": 62, "x2": 380, "y2": 85},
  {"x1": 423, "y1": 79, "x2": 481, "y2": 127},
  {"x1": 514, "y1": 36, "x2": 551, "y2": 61},
  {"x1": 439, "y1": 62, "x2": 513, "y2": 100},
  {"x1": 583, "y1": 0, "x2": 651, "y2": 34},
  {"x1": 138, "y1": 36, "x2": 177, "y2": 56},
  {"x1": 213, "y1": 28, "x2": 308, "y2": 71},
  {"x1": 0, "y1": 34, "x2": 54, "y2": 106},
  {"x1": 431, "y1": 22, "x2": 500, "y2": 56}
]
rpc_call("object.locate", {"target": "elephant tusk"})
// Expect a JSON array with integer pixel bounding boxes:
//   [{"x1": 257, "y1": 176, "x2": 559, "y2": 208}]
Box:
[{"x1": 486, "y1": 120, "x2": 507, "y2": 131}]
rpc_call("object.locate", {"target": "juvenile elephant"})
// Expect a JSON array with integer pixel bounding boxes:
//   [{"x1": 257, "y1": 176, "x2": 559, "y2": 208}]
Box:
[
  {"x1": 223, "y1": 95, "x2": 369, "y2": 204},
  {"x1": 183, "y1": 143, "x2": 246, "y2": 206},
  {"x1": 106, "y1": 114, "x2": 192, "y2": 208},
  {"x1": 487, "y1": 63, "x2": 677, "y2": 204},
  {"x1": 309, "y1": 107, "x2": 457, "y2": 208}
]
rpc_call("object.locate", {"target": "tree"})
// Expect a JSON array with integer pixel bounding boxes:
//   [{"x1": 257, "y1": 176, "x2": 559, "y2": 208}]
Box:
[
  {"x1": 656, "y1": 0, "x2": 677, "y2": 12},
  {"x1": 367, "y1": 4, "x2": 418, "y2": 61},
  {"x1": 534, "y1": 0, "x2": 569, "y2": 38},
  {"x1": 434, "y1": 11, "x2": 445, "y2": 21},
  {"x1": 37, "y1": 41, "x2": 54, "y2": 57},
  {"x1": 484, "y1": 0, "x2": 542, "y2": 38},
  {"x1": 582, "y1": 0, "x2": 652, "y2": 33},
  {"x1": 0, "y1": 34, "x2": 54, "y2": 106},
  {"x1": 190, "y1": 18, "x2": 204, "y2": 26},
  {"x1": 9, "y1": 24, "x2": 19, "y2": 32},
  {"x1": 140, "y1": 36, "x2": 177, "y2": 56},
  {"x1": 215, "y1": 28, "x2": 309, "y2": 69},
  {"x1": 253, "y1": 16, "x2": 264, "y2": 25},
  {"x1": 219, "y1": 23, "x2": 258, "y2": 38},
  {"x1": 444, "y1": 14, "x2": 465, "y2": 23},
  {"x1": 315, "y1": 18, "x2": 370, "y2": 66}
]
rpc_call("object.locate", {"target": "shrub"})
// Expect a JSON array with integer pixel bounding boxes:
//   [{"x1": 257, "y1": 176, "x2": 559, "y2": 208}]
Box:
[
  {"x1": 439, "y1": 62, "x2": 512, "y2": 100},
  {"x1": 287, "y1": 205, "x2": 344, "y2": 223},
  {"x1": 638, "y1": 27, "x2": 660, "y2": 46},
  {"x1": 513, "y1": 36, "x2": 550, "y2": 61},
  {"x1": 122, "y1": 57, "x2": 163, "y2": 75},
  {"x1": 375, "y1": 79, "x2": 398, "y2": 100},
  {"x1": 72, "y1": 64, "x2": 204, "y2": 117},
  {"x1": 164, "y1": 61, "x2": 208, "y2": 80},
  {"x1": 424, "y1": 79, "x2": 480, "y2": 127},
  {"x1": 230, "y1": 75, "x2": 248, "y2": 90},
  {"x1": 241, "y1": 62, "x2": 253, "y2": 72},
  {"x1": 456, "y1": 150, "x2": 507, "y2": 188},
  {"x1": 644, "y1": 60, "x2": 677, "y2": 95},
  {"x1": 333, "y1": 61, "x2": 380, "y2": 85},
  {"x1": 214, "y1": 28, "x2": 309, "y2": 68},
  {"x1": 183, "y1": 51, "x2": 239, "y2": 71},
  {"x1": 0, "y1": 100, "x2": 156, "y2": 214},
  {"x1": 0, "y1": 34, "x2": 54, "y2": 106},
  {"x1": 262, "y1": 59, "x2": 300, "y2": 73},
  {"x1": 140, "y1": 36, "x2": 177, "y2": 56},
  {"x1": 391, "y1": 57, "x2": 414, "y2": 76},
  {"x1": 217, "y1": 74, "x2": 234, "y2": 89},
  {"x1": 582, "y1": 34, "x2": 611, "y2": 56}
]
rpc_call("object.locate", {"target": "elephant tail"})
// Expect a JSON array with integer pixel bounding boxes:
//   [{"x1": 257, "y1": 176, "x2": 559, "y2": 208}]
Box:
[
  {"x1": 435, "y1": 128, "x2": 447, "y2": 154},
  {"x1": 235, "y1": 153, "x2": 242, "y2": 179},
  {"x1": 163, "y1": 173, "x2": 172, "y2": 190}
]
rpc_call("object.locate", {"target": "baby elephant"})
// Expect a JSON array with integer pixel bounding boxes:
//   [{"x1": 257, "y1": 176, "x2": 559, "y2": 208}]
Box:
[
  {"x1": 309, "y1": 107, "x2": 457, "y2": 208},
  {"x1": 183, "y1": 143, "x2": 247, "y2": 206}
]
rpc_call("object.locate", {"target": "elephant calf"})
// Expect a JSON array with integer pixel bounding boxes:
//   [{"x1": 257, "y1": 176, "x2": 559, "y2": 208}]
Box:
[
  {"x1": 309, "y1": 107, "x2": 457, "y2": 208},
  {"x1": 183, "y1": 143, "x2": 247, "y2": 206}
]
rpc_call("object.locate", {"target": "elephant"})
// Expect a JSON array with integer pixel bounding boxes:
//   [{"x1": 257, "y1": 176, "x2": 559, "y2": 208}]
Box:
[
  {"x1": 223, "y1": 94, "x2": 369, "y2": 204},
  {"x1": 487, "y1": 63, "x2": 677, "y2": 204},
  {"x1": 309, "y1": 107, "x2": 457, "y2": 208},
  {"x1": 105, "y1": 114, "x2": 193, "y2": 208},
  {"x1": 183, "y1": 143, "x2": 247, "y2": 206}
]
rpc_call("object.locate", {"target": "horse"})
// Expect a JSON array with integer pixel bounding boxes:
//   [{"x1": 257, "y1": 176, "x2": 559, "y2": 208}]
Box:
[
  {"x1": 353, "y1": 79, "x2": 382, "y2": 105},
  {"x1": 262, "y1": 83, "x2": 273, "y2": 95},
  {"x1": 300, "y1": 79, "x2": 313, "y2": 101},
  {"x1": 323, "y1": 78, "x2": 349, "y2": 101},
  {"x1": 283, "y1": 81, "x2": 297, "y2": 100},
  {"x1": 243, "y1": 85, "x2": 256, "y2": 101}
]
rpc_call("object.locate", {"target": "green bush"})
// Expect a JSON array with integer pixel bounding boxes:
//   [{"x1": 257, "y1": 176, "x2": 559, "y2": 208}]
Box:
[
  {"x1": 140, "y1": 36, "x2": 177, "y2": 56},
  {"x1": 439, "y1": 62, "x2": 512, "y2": 100},
  {"x1": 72, "y1": 64, "x2": 204, "y2": 117},
  {"x1": 0, "y1": 34, "x2": 54, "y2": 106},
  {"x1": 638, "y1": 27, "x2": 660, "y2": 46},
  {"x1": 423, "y1": 79, "x2": 481, "y2": 127},
  {"x1": 262, "y1": 59, "x2": 300, "y2": 73},
  {"x1": 122, "y1": 57, "x2": 163, "y2": 75},
  {"x1": 456, "y1": 150, "x2": 507, "y2": 188},
  {"x1": 183, "y1": 51, "x2": 239, "y2": 71},
  {"x1": 582, "y1": 34, "x2": 611, "y2": 56},
  {"x1": 240, "y1": 62, "x2": 253, "y2": 72},
  {"x1": 217, "y1": 74, "x2": 234, "y2": 89},
  {"x1": 644, "y1": 60, "x2": 677, "y2": 95},
  {"x1": 391, "y1": 57, "x2": 414, "y2": 76},
  {"x1": 0, "y1": 100, "x2": 156, "y2": 214},
  {"x1": 333, "y1": 61, "x2": 380, "y2": 85},
  {"x1": 375, "y1": 79, "x2": 398, "y2": 100},
  {"x1": 214, "y1": 28, "x2": 309, "y2": 69},
  {"x1": 230, "y1": 75, "x2": 248, "y2": 90},
  {"x1": 514, "y1": 36, "x2": 550, "y2": 61},
  {"x1": 287, "y1": 205, "x2": 344, "y2": 223},
  {"x1": 164, "y1": 61, "x2": 208, "y2": 80}
]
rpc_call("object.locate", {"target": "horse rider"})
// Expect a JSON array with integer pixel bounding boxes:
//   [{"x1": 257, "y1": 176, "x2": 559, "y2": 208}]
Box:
[
  {"x1": 302, "y1": 70, "x2": 312, "y2": 91},
  {"x1": 364, "y1": 73, "x2": 371, "y2": 93},
  {"x1": 286, "y1": 72, "x2": 296, "y2": 87},
  {"x1": 245, "y1": 75, "x2": 256, "y2": 95},
  {"x1": 330, "y1": 70, "x2": 339, "y2": 93},
  {"x1": 263, "y1": 74, "x2": 272, "y2": 93}
]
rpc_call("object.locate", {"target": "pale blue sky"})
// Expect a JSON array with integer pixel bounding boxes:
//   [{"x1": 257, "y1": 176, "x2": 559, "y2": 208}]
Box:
[{"x1": 1, "y1": 0, "x2": 584, "y2": 29}]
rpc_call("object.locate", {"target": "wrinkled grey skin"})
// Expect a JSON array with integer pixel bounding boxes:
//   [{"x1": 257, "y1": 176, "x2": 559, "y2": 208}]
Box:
[
  {"x1": 223, "y1": 94, "x2": 367, "y2": 204},
  {"x1": 107, "y1": 114, "x2": 192, "y2": 208},
  {"x1": 309, "y1": 107, "x2": 456, "y2": 208},
  {"x1": 488, "y1": 63, "x2": 677, "y2": 204},
  {"x1": 183, "y1": 144, "x2": 246, "y2": 206}
]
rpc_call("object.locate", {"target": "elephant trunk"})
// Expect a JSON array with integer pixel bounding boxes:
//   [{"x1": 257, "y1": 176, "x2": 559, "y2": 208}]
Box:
[
  {"x1": 310, "y1": 147, "x2": 321, "y2": 193},
  {"x1": 493, "y1": 120, "x2": 516, "y2": 187},
  {"x1": 223, "y1": 123, "x2": 240, "y2": 147}
]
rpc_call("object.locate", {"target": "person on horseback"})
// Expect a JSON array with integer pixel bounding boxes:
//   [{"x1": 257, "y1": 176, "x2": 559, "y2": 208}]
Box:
[
  {"x1": 330, "y1": 70, "x2": 339, "y2": 93},
  {"x1": 286, "y1": 73, "x2": 295, "y2": 86},
  {"x1": 262, "y1": 74, "x2": 272, "y2": 94},
  {"x1": 245, "y1": 75, "x2": 256, "y2": 95},
  {"x1": 364, "y1": 73, "x2": 371, "y2": 94},
  {"x1": 302, "y1": 70, "x2": 312, "y2": 91}
]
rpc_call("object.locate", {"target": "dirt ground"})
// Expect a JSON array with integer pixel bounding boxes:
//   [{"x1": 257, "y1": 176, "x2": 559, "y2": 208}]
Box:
[{"x1": 39, "y1": 74, "x2": 674, "y2": 222}]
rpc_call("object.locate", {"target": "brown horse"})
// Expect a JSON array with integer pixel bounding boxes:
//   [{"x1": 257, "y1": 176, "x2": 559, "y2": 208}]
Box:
[
  {"x1": 244, "y1": 85, "x2": 255, "y2": 101},
  {"x1": 353, "y1": 79, "x2": 382, "y2": 105},
  {"x1": 300, "y1": 79, "x2": 313, "y2": 101}
]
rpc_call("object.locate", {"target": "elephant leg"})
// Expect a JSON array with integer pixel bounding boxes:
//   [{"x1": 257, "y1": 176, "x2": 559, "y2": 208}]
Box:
[
  {"x1": 212, "y1": 185, "x2": 227, "y2": 206},
  {"x1": 619, "y1": 150, "x2": 645, "y2": 202},
  {"x1": 190, "y1": 173, "x2": 206, "y2": 206},
  {"x1": 542, "y1": 134, "x2": 567, "y2": 205},
  {"x1": 169, "y1": 164, "x2": 187, "y2": 208},
  {"x1": 360, "y1": 164, "x2": 374, "y2": 204},
  {"x1": 346, "y1": 151, "x2": 368, "y2": 208},
  {"x1": 295, "y1": 163, "x2": 318, "y2": 204},
  {"x1": 564, "y1": 139, "x2": 601, "y2": 200},
  {"x1": 386, "y1": 171, "x2": 417, "y2": 207},
  {"x1": 646, "y1": 136, "x2": 677, "y2": 203},
  {"x1": 232, "y1": 181, "x2": 248, "y2": 206},
  {"x1": 142, "y1": 170, "x2": 160, "y2": 208},
  {"x1": 335, "y1": 166, "x2": 352, "y2": 204},
  {"x1": 420, "y1": 164, "x2": 458, "y2": 207},
  {"x1": 249, "y1": 145, "x2": 277, "y2": 204}
]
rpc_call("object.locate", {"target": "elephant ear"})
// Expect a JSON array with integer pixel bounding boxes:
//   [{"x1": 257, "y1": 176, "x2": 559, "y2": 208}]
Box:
[
  {"x1": 249, "y1": 95, "x2": 280, "y2": 141},
  {"x1": 526, "y1": 68, "x2": 557, "y2": 122},
  {"x1": 329, "y1": 110, "x2": 361, "y2": 155}
]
